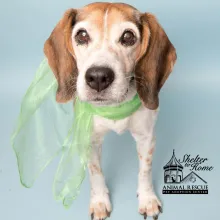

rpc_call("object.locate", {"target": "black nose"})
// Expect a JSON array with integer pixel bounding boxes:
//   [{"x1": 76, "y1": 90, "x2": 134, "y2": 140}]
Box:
[{"x1": 85, "y1": 66, "x2": 115, "y2": 92}]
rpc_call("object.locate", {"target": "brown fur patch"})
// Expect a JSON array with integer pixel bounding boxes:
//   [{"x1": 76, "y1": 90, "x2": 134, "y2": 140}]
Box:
[
  {"x1": 135, "y1": 13, "x2": 177, "y2": 110},
  {"x1": 89, "y1": 164, "x2": 101, "y2": 175},
  {"x1": 148, "y1": 147, "x2": 154, "y2": 155},
  {"x1": 44, "y1": 9, "x2": 78, "y2": 103},
  {"x1": 138, "y1": 152, "x2": 143, "y2": 160},
  {"x1": 146, "y1": 157, "x2": 152, "y2": 165},
  {"x1": 77, "y1": 2, "x2": 141, "y2": 43}
]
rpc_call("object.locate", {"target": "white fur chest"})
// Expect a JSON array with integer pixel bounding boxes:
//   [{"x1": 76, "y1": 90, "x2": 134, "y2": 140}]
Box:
[{"x1": 93, "y1": 115, "x2": 130, "y2": 135}]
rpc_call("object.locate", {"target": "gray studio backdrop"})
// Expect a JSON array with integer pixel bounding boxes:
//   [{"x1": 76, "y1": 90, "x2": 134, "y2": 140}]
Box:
[{"x1": 0, "y1": 0, "x2": 219, "y2": 220}]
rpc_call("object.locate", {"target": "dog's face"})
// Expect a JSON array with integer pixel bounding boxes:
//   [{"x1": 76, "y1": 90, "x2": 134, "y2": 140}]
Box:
[
  {"x1": 73, "y1": 5, "x2": 142, "y2": 105},
  {"x1": 44, "y1": 2, "x2": 177, "y2": 109}
]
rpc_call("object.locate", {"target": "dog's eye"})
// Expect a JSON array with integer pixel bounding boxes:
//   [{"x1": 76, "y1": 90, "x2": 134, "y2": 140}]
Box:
[
  {"x1": 120, "y1": 30, "x2": 136, "y2": 46},
  {"x1": 75, "y1": 29, "x2": 90, "y2": 45}
]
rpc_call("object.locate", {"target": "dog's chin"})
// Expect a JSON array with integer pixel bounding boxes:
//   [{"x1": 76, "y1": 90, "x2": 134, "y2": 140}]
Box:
[
  {"x1": 78, "y1": 89, "x2": 129, "y2": 107},
  {"x1": 89, "y1": 99, "x2": 116, "y2": 106},
  {"x1": 88, "y1": 93, "x2": 128, "y2": 107}
]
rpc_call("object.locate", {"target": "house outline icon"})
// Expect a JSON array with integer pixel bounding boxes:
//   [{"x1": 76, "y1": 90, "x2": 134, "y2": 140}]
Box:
[{"x1": 181, "y1": 171, "x2": 207, "y2": 184}]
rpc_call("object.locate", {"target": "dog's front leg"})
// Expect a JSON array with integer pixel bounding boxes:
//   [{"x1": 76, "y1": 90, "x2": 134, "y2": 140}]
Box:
[
  {"x1": 88, "y1": 121, "x2": 111, "y2": 220},
  {"x1": 129, "y1": 107, "x2": 162, "y2": 219}
]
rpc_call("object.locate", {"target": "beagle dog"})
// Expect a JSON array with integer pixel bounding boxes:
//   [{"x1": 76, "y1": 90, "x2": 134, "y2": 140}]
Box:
[{"x1": 44, "y1": 2, "x2": 176, "y2": 220}]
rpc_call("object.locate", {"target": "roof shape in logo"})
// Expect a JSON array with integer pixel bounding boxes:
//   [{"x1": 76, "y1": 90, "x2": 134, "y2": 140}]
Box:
[
  {"x1": 181, "y1": 171, "x2": 207, "y2": 184},
  {"x1": 163, "y1": 150, "x2": 183, "y2": 170}
]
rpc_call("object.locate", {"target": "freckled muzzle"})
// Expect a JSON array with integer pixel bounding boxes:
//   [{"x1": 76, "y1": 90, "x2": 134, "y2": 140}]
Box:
[{"x1": 85, "y1": 66, "x2": 115, "y2": 92}]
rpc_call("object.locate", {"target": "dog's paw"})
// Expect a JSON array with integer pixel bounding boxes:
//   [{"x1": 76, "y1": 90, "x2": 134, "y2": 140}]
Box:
[
  {"x1": 89, "y1": 192, "x2": 112, "y2": 220},
  {"x1": 138, "y1": 193, "x2": 162, "y2": 219}
]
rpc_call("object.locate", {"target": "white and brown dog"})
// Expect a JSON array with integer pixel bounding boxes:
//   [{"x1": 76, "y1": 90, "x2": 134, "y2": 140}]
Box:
[{"x1": 44, "y1": 2, "x2": 177, "y2": 220}]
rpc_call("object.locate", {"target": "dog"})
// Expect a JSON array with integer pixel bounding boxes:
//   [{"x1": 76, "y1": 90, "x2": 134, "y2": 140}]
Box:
[{"x1": 44, "y1": 2, "x2": 177, "y2": 220}]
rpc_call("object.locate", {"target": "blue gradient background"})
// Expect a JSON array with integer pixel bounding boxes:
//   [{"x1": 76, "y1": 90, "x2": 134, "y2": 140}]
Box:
[{"x1": 0, "y1": 0, "x2": 220, "y2": 219}]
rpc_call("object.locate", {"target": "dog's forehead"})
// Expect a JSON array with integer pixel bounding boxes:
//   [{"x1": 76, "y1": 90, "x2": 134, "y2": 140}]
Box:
[{"x1": 76, "y1": 2, "x2": 141, "y2": 26}]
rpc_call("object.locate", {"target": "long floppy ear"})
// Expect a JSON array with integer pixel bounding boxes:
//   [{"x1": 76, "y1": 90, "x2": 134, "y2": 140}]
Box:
[
  {"x1": 44, "y1": 9, "x2": 78, "y2": 103},
  {"x1": 135, "y1": 13, "x2": 177, "y2": 110}
]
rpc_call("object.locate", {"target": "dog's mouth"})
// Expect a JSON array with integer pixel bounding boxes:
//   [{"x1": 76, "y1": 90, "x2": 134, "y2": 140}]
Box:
[
  {"x1": 89, "y1": 89, "x2": 129, "y2": 106},
  {"x1": 90, "y1": 97, "x2": 116, "y2": 106},
  {"x1": 93, "y1": 98, "x2": 108, "y2": 102},
  {"x1": 89, "y1": 100, "x2": 113, "y2": 106},
  {"x1": 91, "y1": 97, "x2": 109, "y2": 104}
]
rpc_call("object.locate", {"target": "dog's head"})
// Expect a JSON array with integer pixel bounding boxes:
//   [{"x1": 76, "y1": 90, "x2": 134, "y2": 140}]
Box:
[{"x1": 44, "y1": 2, "x2": 176, "y2": 109}]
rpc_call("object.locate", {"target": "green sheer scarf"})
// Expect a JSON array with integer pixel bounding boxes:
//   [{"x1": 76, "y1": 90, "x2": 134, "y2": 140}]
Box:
[{"x1": 11, "y1": 59, "x2": 141, "y2": 208}]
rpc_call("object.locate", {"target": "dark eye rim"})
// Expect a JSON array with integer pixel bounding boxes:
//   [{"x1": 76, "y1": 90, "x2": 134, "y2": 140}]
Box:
[
  {"x1": 75, "y1": 29, "x2": 90, "y2": 45},
  {"x1": 119, "y1": 29, "x2": 137, "y2": 46}
]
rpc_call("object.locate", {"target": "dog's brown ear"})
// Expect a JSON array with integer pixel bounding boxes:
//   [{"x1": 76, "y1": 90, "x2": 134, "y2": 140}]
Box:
[
  {"x1": 135, "y1": 13, "x2": 177, "y2": 110},
  {"x1": 44, "y1": 9, "x2": 78, "y2": 103}
]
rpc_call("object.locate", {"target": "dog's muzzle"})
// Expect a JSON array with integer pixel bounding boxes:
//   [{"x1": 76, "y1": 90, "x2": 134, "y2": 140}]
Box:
[{"x1": 85, "y1": 66, "x2": 115, "y2": 92}]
